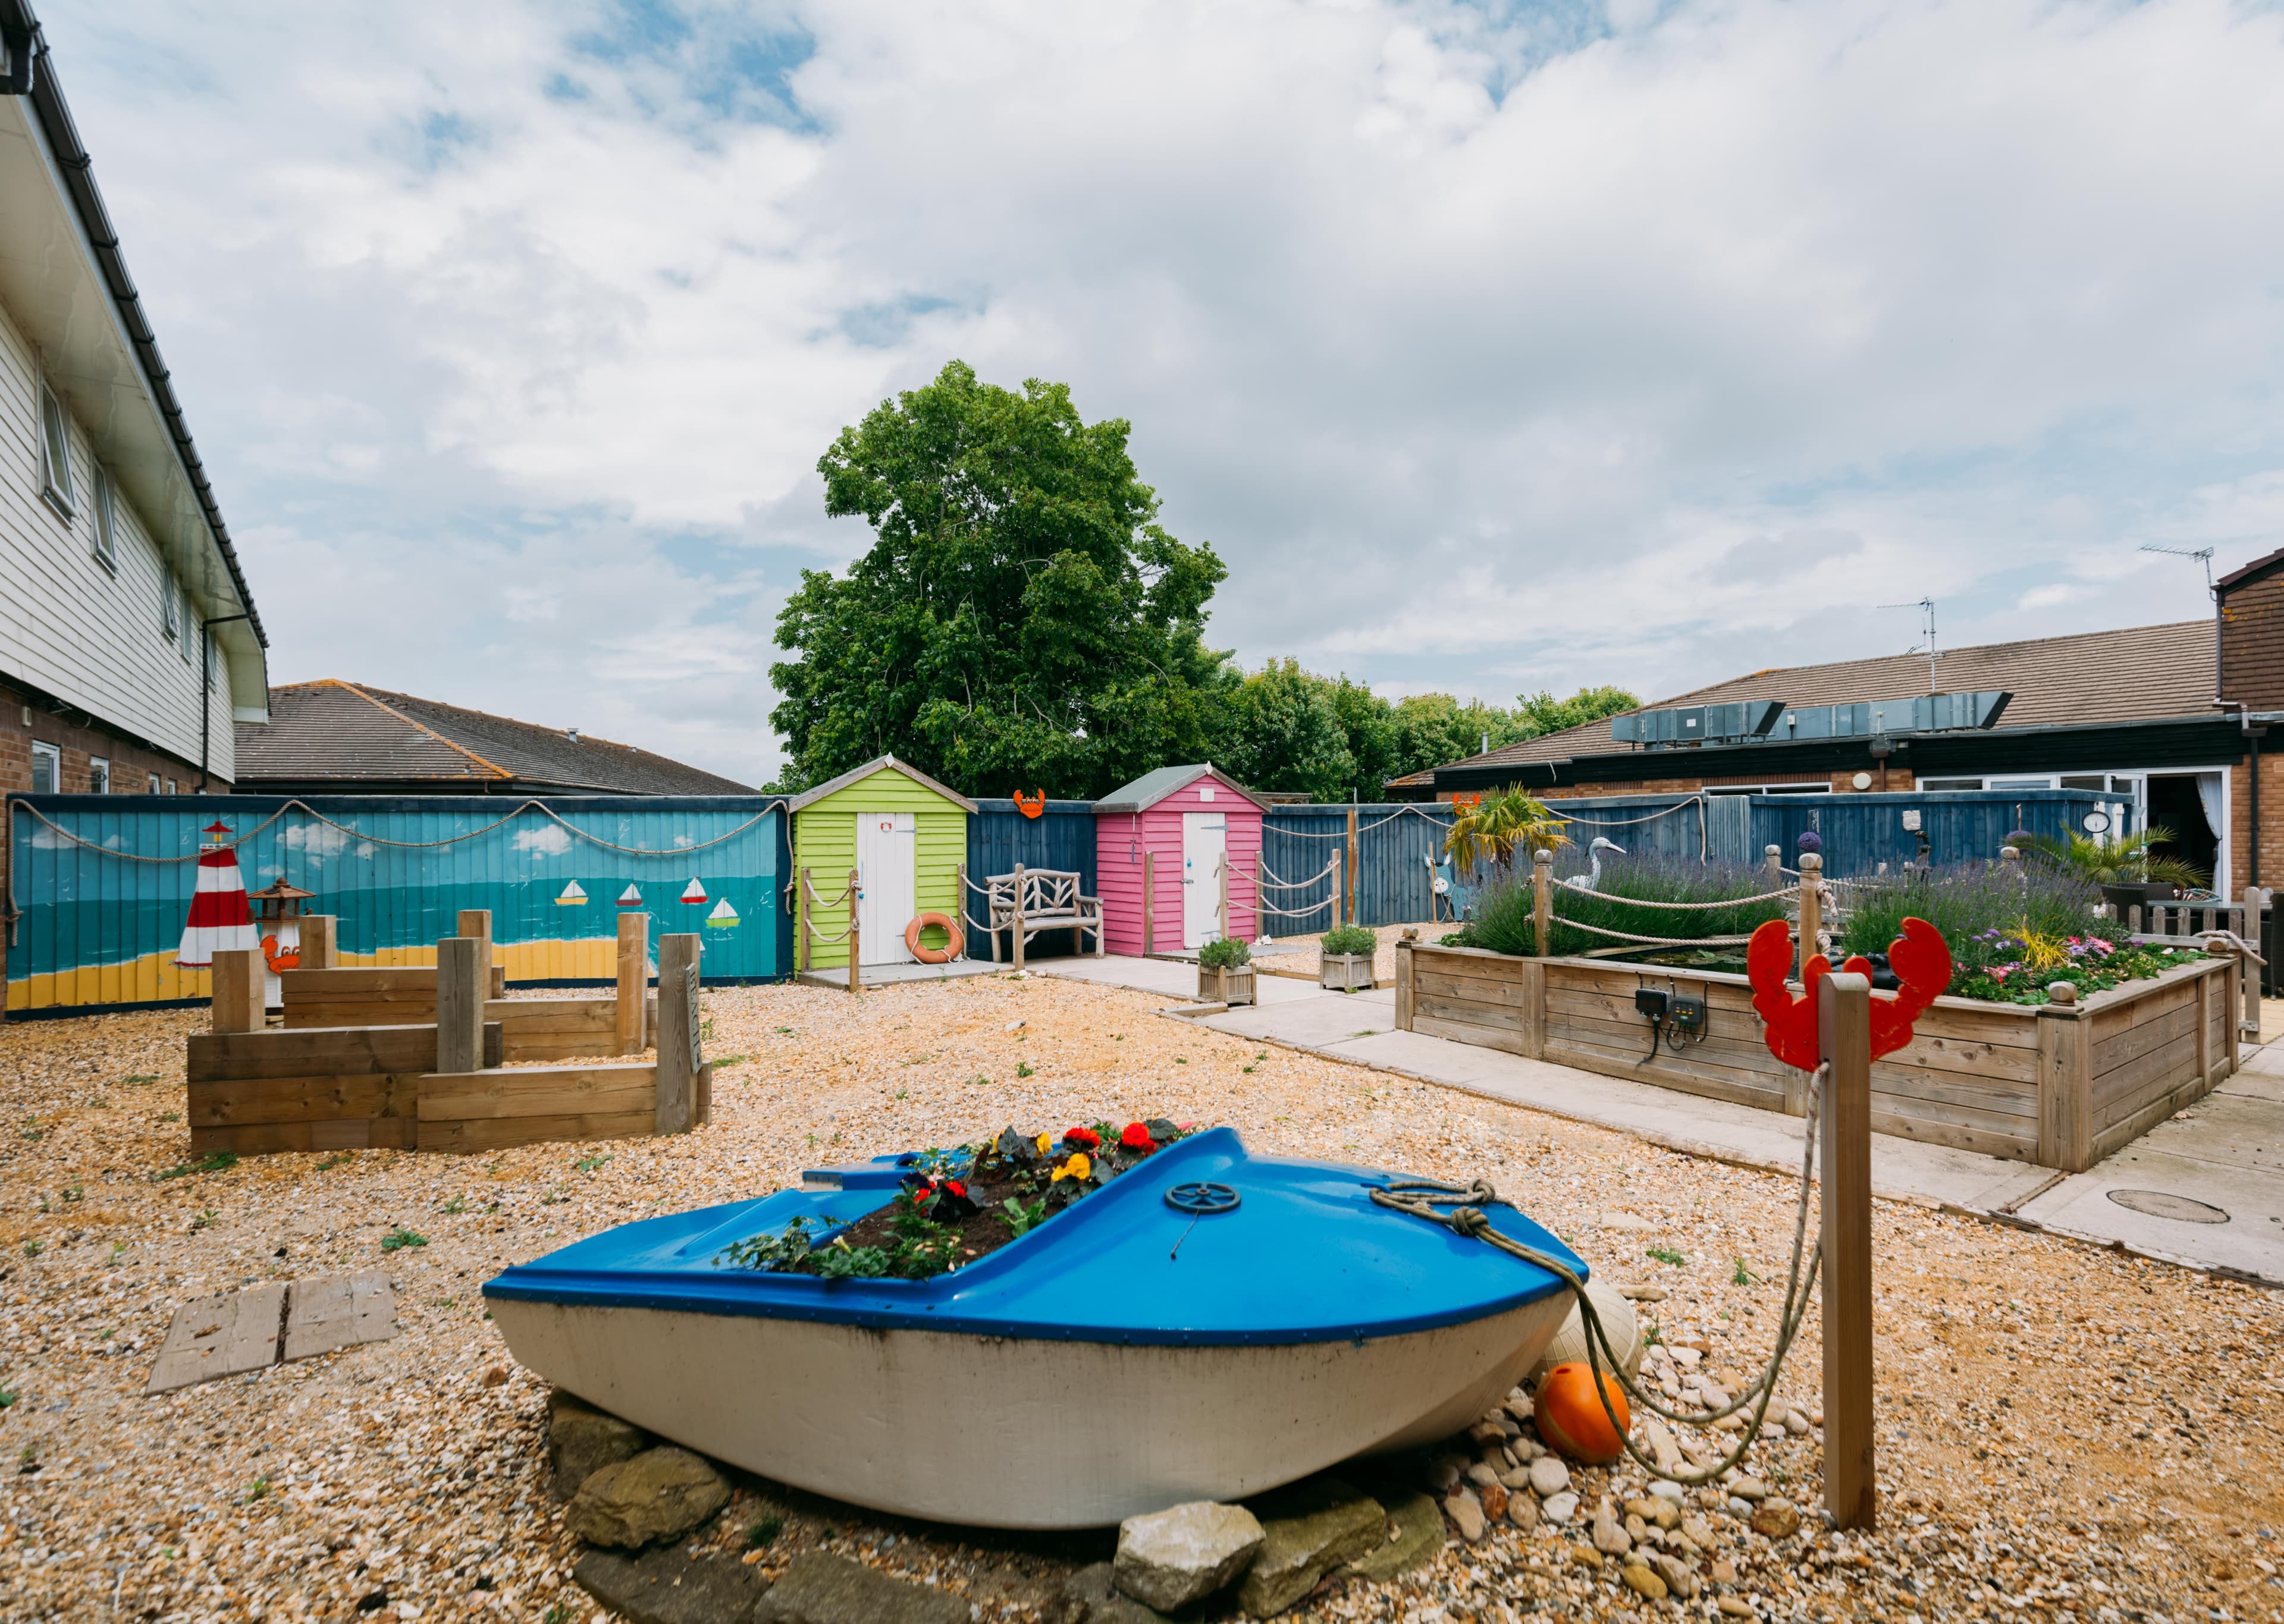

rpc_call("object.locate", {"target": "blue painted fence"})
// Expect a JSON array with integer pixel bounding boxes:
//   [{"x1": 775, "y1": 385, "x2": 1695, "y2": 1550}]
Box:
[
  {"x1": 7, "y1": 793, "x2": 790, "y2": 1014},
  {"x1": 964, "y1": 799, "x2": 1100, "y2": 956}
]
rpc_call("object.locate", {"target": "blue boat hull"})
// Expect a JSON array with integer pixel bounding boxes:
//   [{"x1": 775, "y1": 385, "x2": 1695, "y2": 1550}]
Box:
[{"x1": 485, "y1": 1127, "x2": 1583, "y2": 1526}]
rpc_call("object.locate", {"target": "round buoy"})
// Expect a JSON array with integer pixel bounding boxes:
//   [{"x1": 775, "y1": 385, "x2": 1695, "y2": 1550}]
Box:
[
  {"x1": 903, "y1": 912, "x2": 964, "y2": 964},
  {"x1": 1529, "y1": 1279, "x2": 1642, "y2": 1383},
  {"x1": 1533, "y1": 1361, "x2": 1632, "y2": 1465}
]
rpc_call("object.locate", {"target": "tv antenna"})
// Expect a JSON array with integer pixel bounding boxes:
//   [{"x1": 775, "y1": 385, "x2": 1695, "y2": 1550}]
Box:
[
  {"x1": 1879, "y1": 597, "x2": 1938, "y2": 694},
  {"x1": 2139, "y1": 542, "x2": 2216, "y2": 598}
]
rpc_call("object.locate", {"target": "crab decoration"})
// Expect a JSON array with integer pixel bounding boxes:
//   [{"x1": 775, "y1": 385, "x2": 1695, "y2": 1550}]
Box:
[{"x1": 1746, "y1": 916, "x2": 1952, "y2": 1069}]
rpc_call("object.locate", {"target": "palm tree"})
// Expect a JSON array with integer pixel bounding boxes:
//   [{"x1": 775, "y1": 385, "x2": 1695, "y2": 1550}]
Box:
[
  {"x1": 2016, "y1": 826, "x2": 2208, "y2": 891},
  {"x1": 1445, "y1": 787, "x2": 1570, "y2": 877}
]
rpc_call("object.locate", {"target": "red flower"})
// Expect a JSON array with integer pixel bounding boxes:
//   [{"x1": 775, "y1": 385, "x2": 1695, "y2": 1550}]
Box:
[
  {"x1": 943, "y1": 1179, "x2": 967, "y2": 1199},
  {"x1": 1063, "y1": 1127, "x2": 1101, "y2": 1149},
  {"x1": 1121, "y1": 1122, "x2": 1156, "y2": 1152}
]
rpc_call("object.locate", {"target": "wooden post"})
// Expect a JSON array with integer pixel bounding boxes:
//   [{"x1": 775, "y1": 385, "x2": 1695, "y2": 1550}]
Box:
[
  {"x1": 1764, "y1": 844, "x2": 1783, "y2": 882},
  {"x1": 1331, "y1": 848, "x2": 1345, "y2": 931},
  {"x1": 2035, "y1": 982, "x2": 2091, "y2": 1171},
  {"x1": 1818, "y1": 971, "x2": 1878, "y2": 1518},
  {"x1": 1347, "y1": 805, "x2": 1359, "y2": 926},
  {"x1": 1819, "y1": 970, "x2": 1877, "y2": 1532},
  {"x1": 796, "y1": 868, "x2": 810, "y2": 973},
  {"x1": 2195, "y1": 954, "x2": 2214, "y2": 1085},
  {"x1": 457, "y1": 909, "x2": 492, "y2": 977},
  {"x1": 1394, "y1": 928, "x2": 1416, "y2": 1029},
  {"x1": 616, "y1": 910, "x2": 649, "y2": 1055},
  {"x1": 1143, "y1": 853, "x2": 1156, "y2": 956},
  {"x1": 956, "y1": 862, "x2": 968, "y2": 961},
  {"x1": 1218, "y1": 855, "x2": 1230, "y2": 944},
  {"x1": 210, "y1": 947, "x2": 265, "y2": 1034},
  {"x1": 1518, "y1": 957, "x2": 1547, "y2": 1061},
  {"x1": 1012, "y1": 862, "x2": 1028, "y2": 972},
  {"x1": 2242, "y1": 888, "x2": 2265, "y2": 1036},
  {"x1": 2226, "y1": 951, "x2": 2243, "y2": 1076},
  {"x1": 2129, "y1": 904, "x2": 2144, "y2": 935},
  {"x1": 1253, "y1": 862, "x2": 1265, "y2": 942},
  {"x1": 1531, "y1": 849, "x2": 1554, "y2": 957},
  {"x1": 1797, "y1": 852, "x2": 1824, "y2": 977},
  {"x1": 300, "y1": 915, "x2": 338, "y2": 970},
  {"x1": 847, "y1": 868, "x2": 861, "y2": 995},
  {"x1": 436, "y1": 936, "x2": 484, "y2": 1075},
  {"x1": 656, "y1": 933, "x2": 701, "y2": 1135}
]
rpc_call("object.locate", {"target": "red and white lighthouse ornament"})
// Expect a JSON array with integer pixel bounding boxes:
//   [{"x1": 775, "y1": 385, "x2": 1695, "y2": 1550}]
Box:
[{"x1": 177, "y1": 821, "x2": 259, "y2": 970}]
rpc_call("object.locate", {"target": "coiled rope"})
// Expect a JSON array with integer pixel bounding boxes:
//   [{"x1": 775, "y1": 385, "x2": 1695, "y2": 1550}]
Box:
[{"x1": 1369, "y1": 1061, "x2": 1827, "y2": 1487}]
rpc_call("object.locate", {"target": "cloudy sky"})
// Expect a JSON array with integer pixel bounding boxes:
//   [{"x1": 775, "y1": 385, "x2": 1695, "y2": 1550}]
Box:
[{"x1": 44, "y1": 0, "x2": 2284, "y2": 786}]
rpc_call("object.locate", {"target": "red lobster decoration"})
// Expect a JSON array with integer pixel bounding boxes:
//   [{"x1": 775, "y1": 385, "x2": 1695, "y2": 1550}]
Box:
[
  {"x1": 1012, "y1": 790, "x2": 1046, "y2": 819},
  {"x1": 1747, "y1": 916, "x2": 1952, "y2": 1069}
]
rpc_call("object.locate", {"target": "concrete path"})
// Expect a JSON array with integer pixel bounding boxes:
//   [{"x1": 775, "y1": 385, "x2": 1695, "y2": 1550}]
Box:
[{"x1": 1036, "y1": 954, "x2": 2284, "y2": 1284}]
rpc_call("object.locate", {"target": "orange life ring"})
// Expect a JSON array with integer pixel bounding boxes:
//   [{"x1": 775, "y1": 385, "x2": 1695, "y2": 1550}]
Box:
[{"x1": 905, "y1": 912, "x2": 964, "y2": 964}]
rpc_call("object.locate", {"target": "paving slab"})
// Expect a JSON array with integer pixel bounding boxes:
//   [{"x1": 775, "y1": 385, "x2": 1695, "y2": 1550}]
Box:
[
  {"x1": 282, "y1": 1270, "x2": 399, "y2": 1362},
  {"x1": 1197, "y1": 988, "x2": 1395, "y2": 1045},
  {"x1": 796, "y1": 957, "x2": 1001, "y2": 991},
  {"x1": 2015, "y1": 1073, "x2": 2284, "y2": 1281},
  {"x1": 1040, "y1": 955, "x2": 1331, "y2": 1005},
  {"x1": 145, "y1": 1283, "x2": 288, "y2": 1395}
]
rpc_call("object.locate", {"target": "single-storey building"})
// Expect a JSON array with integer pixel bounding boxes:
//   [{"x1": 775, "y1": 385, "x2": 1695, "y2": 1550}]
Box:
[
  {"x1": 1390, "y1": 551, "x2": 2284, "y2": 901},
  {"x1": 1093, "y1": 765, "x2": 1267, "y2": 953}
]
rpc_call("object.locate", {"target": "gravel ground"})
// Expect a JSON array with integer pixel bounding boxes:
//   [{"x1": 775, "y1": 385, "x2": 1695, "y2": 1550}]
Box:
[{"x1": 3, "y1": 974, "x2": 2282, "y2": 1623}]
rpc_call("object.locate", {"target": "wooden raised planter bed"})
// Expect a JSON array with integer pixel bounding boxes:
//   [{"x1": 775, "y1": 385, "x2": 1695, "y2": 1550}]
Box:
[
  {"x1": 1320, "y1": 953, "x2": 1377, "y2": 993},
  {"x1": 1392, "y1": 941, "x2": 2239, "y2": 1172},
  {"x1": 1200, "y1": 964, "x2": 1257, "y2": 1006}
]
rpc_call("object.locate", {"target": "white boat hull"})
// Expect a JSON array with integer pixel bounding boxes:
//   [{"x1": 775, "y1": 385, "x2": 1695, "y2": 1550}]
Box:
[{"x1": 493, "y1": 1293, "x2": 1569, "y2": 1528}]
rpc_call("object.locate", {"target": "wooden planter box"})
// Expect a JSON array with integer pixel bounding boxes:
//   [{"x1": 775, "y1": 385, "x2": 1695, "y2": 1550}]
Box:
[
  {"x1": 1200, "y1": 963, "x2": 1257, "y2": 1006},
  {"x1": 1320, "y1": 953, "x2": 1377, "y2": 993},
  {"x1": 1391, "y1": 941, "x2": 2239, "y2": 1172}
]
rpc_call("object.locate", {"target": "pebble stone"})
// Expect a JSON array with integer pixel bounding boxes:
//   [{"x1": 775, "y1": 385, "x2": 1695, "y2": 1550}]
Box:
[
  {"x1": 1527, "y1": 1456, "x2": 1571, "y2": 1497},
  {"x1": 1541, "y1": 1491, "x2": 1580, "y2": 1525}
]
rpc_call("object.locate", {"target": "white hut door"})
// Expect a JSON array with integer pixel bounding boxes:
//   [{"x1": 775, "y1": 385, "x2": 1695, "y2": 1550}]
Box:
[
  {"x1": 1182, "y1": 812, "x2": 1226, "y2": 948},
  {"x1": 856, "y1": 812, "x2": 917, "y2": 965}
]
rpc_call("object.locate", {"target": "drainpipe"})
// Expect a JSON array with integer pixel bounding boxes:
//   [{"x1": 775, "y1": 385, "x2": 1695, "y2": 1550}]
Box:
[{"x1": 197, "y1": 613, "x2": 250, "y2": 791}]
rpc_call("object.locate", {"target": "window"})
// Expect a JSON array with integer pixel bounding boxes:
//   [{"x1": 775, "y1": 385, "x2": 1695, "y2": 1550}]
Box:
[
  {"x1": 162, "y1": 571, "x2": 178, "y2": 641},
  {"x1": 37, "y1": 385, "x2": 73, "y2": 515},
  {"x1": 164, "y1": 777, "x2": 177, "y2": 794},
  {"x1": 91, "y1": 467, "x2": 118, "y2": 572},
  {"x1": 88, "y1": 756, "x2": 110, "y2": 794},
  {"x1": 146, "y1": 771, "x2": 161, "y2": 794},
  {"x1": 1919, "y1": 778, "x2": 1984, "y2": 792},
  {"x1": 30, "y1": 741, "x2": 60, "y2": 794},
  {"x1": 178, "y1": 585, "x2": 194, "y2": 662},
  {"x1": 2058, "y1": 774, "x2": 2106, "y2": 791}
]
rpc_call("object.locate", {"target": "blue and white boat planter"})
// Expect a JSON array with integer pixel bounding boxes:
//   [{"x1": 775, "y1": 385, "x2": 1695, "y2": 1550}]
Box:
[{"x1": 484, "y1": 1126, "x2": 1582, "y2": 1529}]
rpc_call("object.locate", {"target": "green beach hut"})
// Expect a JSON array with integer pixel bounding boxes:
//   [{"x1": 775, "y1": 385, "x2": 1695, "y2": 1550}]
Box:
[{"x1": 789, "y1": 755, "x2": 976, "y2": 972}]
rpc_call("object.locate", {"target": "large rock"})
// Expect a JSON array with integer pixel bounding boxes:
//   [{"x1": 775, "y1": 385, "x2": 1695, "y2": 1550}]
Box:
[
  {"x1": 1236, "y1": 1478, "x2": 1386, "y2": 1617},
  {"x1": 564, "y1": 1447, "x2": 732, "y2": 1549},
  {"x1": 550, "y1": 1389, "x2": 651, "y2": 1501},
  {"x1": 1058, "y1": 1563, "x2": 1172, "y2": 1624},
  {"x1": 1344, "y1": 1492, "x2": 1444, "y2": 1584},
  {"x1": 1112, "y1": 1501, "x2": 1263, "y2": 1612},
  {"x1": 573, "y1": 1544, "x2": 771, "y2": 1624},
  {"x1": 756, "y1": 1554, "x2": 968, "y2": 1624}
]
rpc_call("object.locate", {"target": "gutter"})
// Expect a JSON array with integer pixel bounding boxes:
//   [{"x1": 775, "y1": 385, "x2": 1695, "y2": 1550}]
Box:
[{"x1": 0, "y1": 0, "x2": 266, "y2": 652}]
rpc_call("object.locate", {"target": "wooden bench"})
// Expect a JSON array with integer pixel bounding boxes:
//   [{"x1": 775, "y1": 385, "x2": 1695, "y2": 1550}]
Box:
[{"x1": 980, "y1": 866, "x2": 1105, "y2": 962}]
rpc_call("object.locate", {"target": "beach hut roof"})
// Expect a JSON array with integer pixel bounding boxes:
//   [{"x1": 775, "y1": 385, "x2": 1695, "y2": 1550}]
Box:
[
  {"x1": 1092, "y1": 764, "x2": 1271, "y2": 816},
  {"x1": 786, "y1": 754, "x2": 978, "y2": 815}
]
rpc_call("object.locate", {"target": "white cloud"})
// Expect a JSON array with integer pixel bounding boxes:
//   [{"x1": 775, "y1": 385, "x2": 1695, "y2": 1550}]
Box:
[
  {"x1": 512, "y1": 824, "x2": 575, "y2": 857},
  {"x1": 40, "y1": 0, "x2": 2283, "y2": 778}
]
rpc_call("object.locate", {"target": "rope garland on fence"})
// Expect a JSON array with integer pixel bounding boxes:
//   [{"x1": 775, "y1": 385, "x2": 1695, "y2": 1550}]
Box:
[
  {"x1": 1553, "y1": 881, "x2": 1796, "y2": 909},
  {"x1": 1549, "y1": 916, "x2": 1759, "y2": 947},
  {"x1": 10, "y1": 797, "x2": 784, "y2": 862},
  {"x1": 1369, "y1": 1061, "x2": 1827, "y2": 1485},
  {"x1": 1257, "y1": 856, "x2": 1341, "y2": 889},
  {"x1": 1542, "y1": 795, "x2": 1707, "y2": 830},
  {"x1": 1271, "y1": 804, "x2": 1455, "y2": 836}
]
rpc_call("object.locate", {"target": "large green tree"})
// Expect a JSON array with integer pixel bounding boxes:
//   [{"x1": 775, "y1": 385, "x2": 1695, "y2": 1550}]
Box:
[
  {"x1": 1219, "y1": 659, "x2": 1358, "y2": 802},
  {"x1": 769, "y1": 362, "x2": 1229, "y2": 796}
]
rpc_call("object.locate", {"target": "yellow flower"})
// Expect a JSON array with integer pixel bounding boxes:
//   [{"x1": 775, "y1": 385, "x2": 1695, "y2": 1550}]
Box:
[
  {"x1": 1051, "y1": 1153, "x2": 1090, "y2": 1184},
  {"x1": 1036, "y1": 1132, "x2": 1054, "y2": 1157}
]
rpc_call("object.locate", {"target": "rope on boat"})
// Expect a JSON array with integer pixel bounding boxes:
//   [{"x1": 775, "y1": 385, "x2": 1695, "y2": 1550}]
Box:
[{"x1": 1369, "y1": 1062, "x2": 1827, "y2": 1488}]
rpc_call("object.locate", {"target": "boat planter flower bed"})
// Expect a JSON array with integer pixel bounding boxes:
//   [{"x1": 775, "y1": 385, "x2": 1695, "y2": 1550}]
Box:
[
  {"x1": 1393, "y1": 940, "x2": 2241, "y2": 1172},
  {"x1": 719, "y1": 1120, "x2": 1193, "y2": 1279}
]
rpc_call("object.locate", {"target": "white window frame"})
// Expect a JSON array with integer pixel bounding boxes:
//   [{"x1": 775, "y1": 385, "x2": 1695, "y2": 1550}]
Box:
[
  {"x1": 37, "y1": 384, "x2": 73, "y2": 517},
  {"x1": 91, "y1": 466, "x2": 118, "y2": 573},
  {"x1": 30, "y1": 740, "x2": 61, "y2": 794},
  {"x1": 146, "y1": 771, "x2": 161, "y2": 794},
  {"x1": 164, "y1": 777, "x2": 177, "y2": 794},
  {"x1": 88, "y1": 756, "x2": 110, "y2": 794},
  {"x1": 162, "y1": 570, "x2": 179, "y2": 642},
  {"x1": 178, "y1": 584, "x2": 194, "y2": 662}
]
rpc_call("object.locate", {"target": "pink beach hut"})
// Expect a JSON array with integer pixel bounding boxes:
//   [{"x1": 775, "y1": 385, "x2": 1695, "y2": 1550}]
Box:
[{"x1": 1092, "y1": 765, "x2": 1267, "y2": 955}]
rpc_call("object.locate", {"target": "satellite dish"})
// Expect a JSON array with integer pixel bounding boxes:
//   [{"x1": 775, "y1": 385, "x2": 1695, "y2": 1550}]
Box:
[{"x1": 2082, "y1": 811, "x2": 2110, "y2": 834}]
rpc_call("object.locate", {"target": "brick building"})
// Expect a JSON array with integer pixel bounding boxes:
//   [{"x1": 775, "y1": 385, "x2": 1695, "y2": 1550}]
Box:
[
  {"x1": 1, "y1": 4, "x2": 269, "y2": 962},
  {"x1": 1391, "y1": 564, "x2": 2284, "y2": 900}
]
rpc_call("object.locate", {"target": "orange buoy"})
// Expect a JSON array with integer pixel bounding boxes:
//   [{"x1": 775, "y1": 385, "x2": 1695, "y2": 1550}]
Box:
[
  {"x1": 1532, "y1": 1360, "x2": 1632, "y2": 1464},
  {"x1": 904, "y1": 912, "x2": 964, "y2": 965}
]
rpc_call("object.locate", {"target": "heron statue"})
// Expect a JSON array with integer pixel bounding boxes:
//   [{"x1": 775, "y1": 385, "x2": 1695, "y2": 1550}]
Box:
[{"x1": 1561, "y1": 837, "x2": 1626, "y2": 892}]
